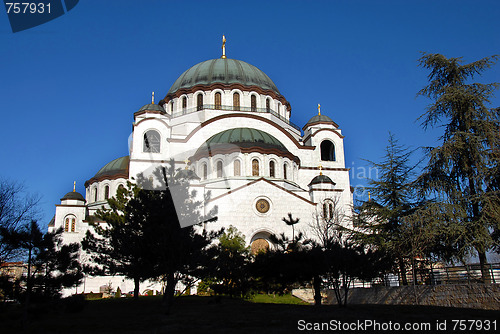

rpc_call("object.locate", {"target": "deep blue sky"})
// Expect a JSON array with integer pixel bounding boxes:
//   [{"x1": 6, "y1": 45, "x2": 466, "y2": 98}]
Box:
[{"x1": 1, "y1": 0, "x2": 499, "y2": 229}]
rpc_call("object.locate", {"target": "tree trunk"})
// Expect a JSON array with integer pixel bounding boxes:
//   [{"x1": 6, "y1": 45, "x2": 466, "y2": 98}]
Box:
[
  {"x1": 398, "y1": 257, "x2": 408, "y2": 285},
  {"x1": 313, "y1": 275, "x2": 322, "y2": 306},
  {"x1": 477, "y1": 249, "x2": 491, "y2": 284},
  {"x1": 162, "y1": 272, "x2": 176, "y2": 314},
  {"x1": 133, "y1": 277, "x2": 140, "y2": 300}
]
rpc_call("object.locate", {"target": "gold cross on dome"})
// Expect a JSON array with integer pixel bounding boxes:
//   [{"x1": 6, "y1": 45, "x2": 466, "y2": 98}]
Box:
[
  {"x1": 184, "y1": 158, "x2": 191, "y2": 170},
  {"x1": 318, "y1": 104, "x2": 321, "y2": 115},
  {"x1": 221, "y1": 35, "x2": 226, "y2": 59},
  {"x1": 152, "y1": 91, "x2": 155, "y2": 104},
  {"x1": 318, "y1": 164, "x2": 323, "y2": 175}
]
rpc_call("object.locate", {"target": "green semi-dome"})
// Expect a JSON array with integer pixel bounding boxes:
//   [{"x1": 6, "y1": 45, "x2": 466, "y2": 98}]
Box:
[
  {"x1": 167, "y1": 58, "x2": 280, "y2": 95},
  {"x1": 94, "y1": 156, "x2": 130, "y2": 178},
  {"x1": 192, "y1": 128, "x2": 296, "y2": 161}
]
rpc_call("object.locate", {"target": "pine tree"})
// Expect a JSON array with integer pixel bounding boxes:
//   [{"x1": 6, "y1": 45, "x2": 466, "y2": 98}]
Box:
[
  {"x1": 356, "y1": 133, "x2": 418, "y2": 285},
  {"x1": 416, "y1": 53, "x2": 500, "y2": 282}
]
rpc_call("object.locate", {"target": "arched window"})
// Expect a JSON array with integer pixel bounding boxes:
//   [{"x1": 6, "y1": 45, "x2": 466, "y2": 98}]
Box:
[
  {"x1": 277, "y1": 103, "x2": 281, "y2": 115},
  {"x1": 269, "y1": 161, "x2": 275, "y2": 178},
  {"x1": 323, "y1": 200, "x2": 335, "y2": 220},
  {"x1": 283, "y1": 163, "x2": 288, "y2": 180},
  {"x1": 197, "y1": 94, "x2": 203, "y2": 111},
  {"x1": 143, "y1": 130, "x2": 161, "y2": 153},
  {"x1": 233, "y1": 92, "x2": 240, "y2": 111},
  {"x1": 202, "y1": 163, "x2": 208, "y2": 180},
  {"x1": 320, "y1": 140, "x2": 335, "y2": 161},
  {"x1": 64, "y1": 215, "x2": 76, "y2": 232},
  {"x1": 104, "y1": 185, "x2": 110, "y2": 200},
  {"x1": 182, "y1": 96, "x2": 187, "y2": 112},
  {"x1": 170, "y1": 102, "x2": 174, "y2": 113},
  {"x1": 252, "y1": 159, "x2": 259, "y2": 176},
  {"x1": 93, "y1": 188, "x2": 97, "y2": 202},
  {"x1": 234, "y1": 160, "x2": 241, "y2": 176},
  {"x1": 266, "y1": 98, "x2": 271, "y2": 112},
  {"x1": 216, "y1": 161, "x2": 223, "y2": 178},
  {"x1": 215, "y1": 92, "x2": 222, "y2": 110},
  {"x1": 251, "y1": 95, "x2": 257, "y2": 112}
]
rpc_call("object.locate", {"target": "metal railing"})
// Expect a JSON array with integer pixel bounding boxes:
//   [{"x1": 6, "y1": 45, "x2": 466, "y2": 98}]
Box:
[
  {"x1": 171, "y1": 104, "x2": 301, "y2": 132},
  {"x1": 350, "y1": 263, "x2": 500, "y2": 288}
]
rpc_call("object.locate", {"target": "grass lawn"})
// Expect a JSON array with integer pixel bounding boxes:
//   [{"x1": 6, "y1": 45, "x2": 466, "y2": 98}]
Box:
[{"x1": 1, "y1": 295, "x2": 499, "y2": 333}]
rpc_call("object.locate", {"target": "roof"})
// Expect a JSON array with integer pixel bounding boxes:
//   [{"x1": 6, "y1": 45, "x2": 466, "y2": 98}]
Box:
[
  {"x1": 308, "y1": 174, "x2": 336, "y2": 186},
  {"x1": 94, "y1": 156, "x2": 130, "y2": 178},
  {"x1": 137, "y1": 103, "x2": 165, "y2": 113},
  {"x1": 167, "y1": 58, "x2": 280, "y2": 95},
  {"x1": 193, "y1": 127, "x2": 288, "y2": 157},
  {"x1": 305, "y1": 114, "x2": 336, "y2": 127},
  {"x1": 61, "y1": 191, "x2": 85, "y2": 201}
]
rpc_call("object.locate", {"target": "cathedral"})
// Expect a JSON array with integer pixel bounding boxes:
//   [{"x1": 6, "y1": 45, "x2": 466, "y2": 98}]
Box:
[{"x1": 49, "y1": 40, "x2": 353, "y2": 295}]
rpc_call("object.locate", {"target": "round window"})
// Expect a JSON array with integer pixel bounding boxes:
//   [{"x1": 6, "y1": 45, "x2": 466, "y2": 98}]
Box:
[{"x1": 256, "y1": 199, "x2": 270, "y2": 213}]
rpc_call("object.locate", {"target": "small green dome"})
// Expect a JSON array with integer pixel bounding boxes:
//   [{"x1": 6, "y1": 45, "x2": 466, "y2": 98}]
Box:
[
  {"x1": 167, "y1": 58, "x2": 280, "y2": 95},
  {"x1": 61, "y1": 191, "x2": 85, "y2": 201},
  {"x1": 94, "y1": 156, "x2": 130, "y2": 178},
  {"x1": 305, "y1": 114, "x2": 335, "y2": 126},
  {"x1": 137, "y1": 103, "x2": 165, "y2": 113},
  {"x1": 308, "y1": 174, "x2": 336, "y2": 186}
]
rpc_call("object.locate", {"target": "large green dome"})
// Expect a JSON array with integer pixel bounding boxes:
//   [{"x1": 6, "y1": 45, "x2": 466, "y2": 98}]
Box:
[{"x1": 167, "y1": 58, "x2": 280, "y2": 95}]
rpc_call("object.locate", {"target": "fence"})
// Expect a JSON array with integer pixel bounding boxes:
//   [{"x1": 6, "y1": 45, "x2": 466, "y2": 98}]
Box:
[{"x1": 351, "y1": 263, "x2": 500, "y2": 288}]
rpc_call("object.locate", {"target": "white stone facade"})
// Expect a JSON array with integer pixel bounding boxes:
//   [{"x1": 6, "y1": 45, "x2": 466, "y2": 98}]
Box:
[{"x1": 49, "y1": 55, "x2": 353, "y2": 296}]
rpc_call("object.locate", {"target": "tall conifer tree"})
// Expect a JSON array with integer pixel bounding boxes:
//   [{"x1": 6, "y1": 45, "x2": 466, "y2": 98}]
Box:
[{"x1": 416, "y1": 53, "x2": 500, "y2": 282}]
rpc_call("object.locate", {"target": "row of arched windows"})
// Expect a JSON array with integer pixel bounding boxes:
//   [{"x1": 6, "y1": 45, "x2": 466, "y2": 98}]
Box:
[
  {"x1": 90, "y1": 184, "x2": 124, "y2": 202},
  {"x1": 172, "y1": 92, "x2": 279, "y2": 113},
  {"x1": 200, "y1": 159, "x2": 291, "y2": 180}
]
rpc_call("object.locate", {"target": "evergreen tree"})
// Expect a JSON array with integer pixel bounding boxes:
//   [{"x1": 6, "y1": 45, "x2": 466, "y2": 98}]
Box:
[
  {"x1": 210, "y1": 226, "x2": 251, "y2": 297},
  {"x1": 356, "y1": 134, "x2": 419, "y2": 285},
  {"x1": 0, "y1": 221, "x2": 82, "y2": 306},
  {"x1": 416, "y1": 53, "x2": 500, "y2": 282},
  {"x1": 82, "y1": 181, "x2": 152, "y2": 299},
  {"x1": 83, "y1": 163, "x2": 220, "y2": 313}
]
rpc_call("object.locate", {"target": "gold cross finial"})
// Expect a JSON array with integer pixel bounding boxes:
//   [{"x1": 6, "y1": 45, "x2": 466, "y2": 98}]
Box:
[
  {"x1": 184, "y1": 158, "x2": 191, "y2": 170},
  {"x1": 318, "y1": 164, "x2": 323, "y2": 175},
  {"x1": 368, "y1": 191, "x2": 371, "y2": 202},
  {"x1": 152, "y1": 92, "x2": 155, "y2": 104},
  {"x1": 73, "y1": 181, "x2": 76, "y2": 192},
  {"x1": 221, "y1": 35, "x2": 226, "y2": 59},
  {"x1": 318, "y1": 104, "x2": 321, "y2": 115}
]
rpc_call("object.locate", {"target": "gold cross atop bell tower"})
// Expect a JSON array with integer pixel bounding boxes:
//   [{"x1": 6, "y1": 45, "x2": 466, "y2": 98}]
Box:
[
  {"x1": 221, "y1": 35, "x2": 226, "y2": 59},
  {"x1": 318, "y1": 103, "x2": 321, "y2": 115}
]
